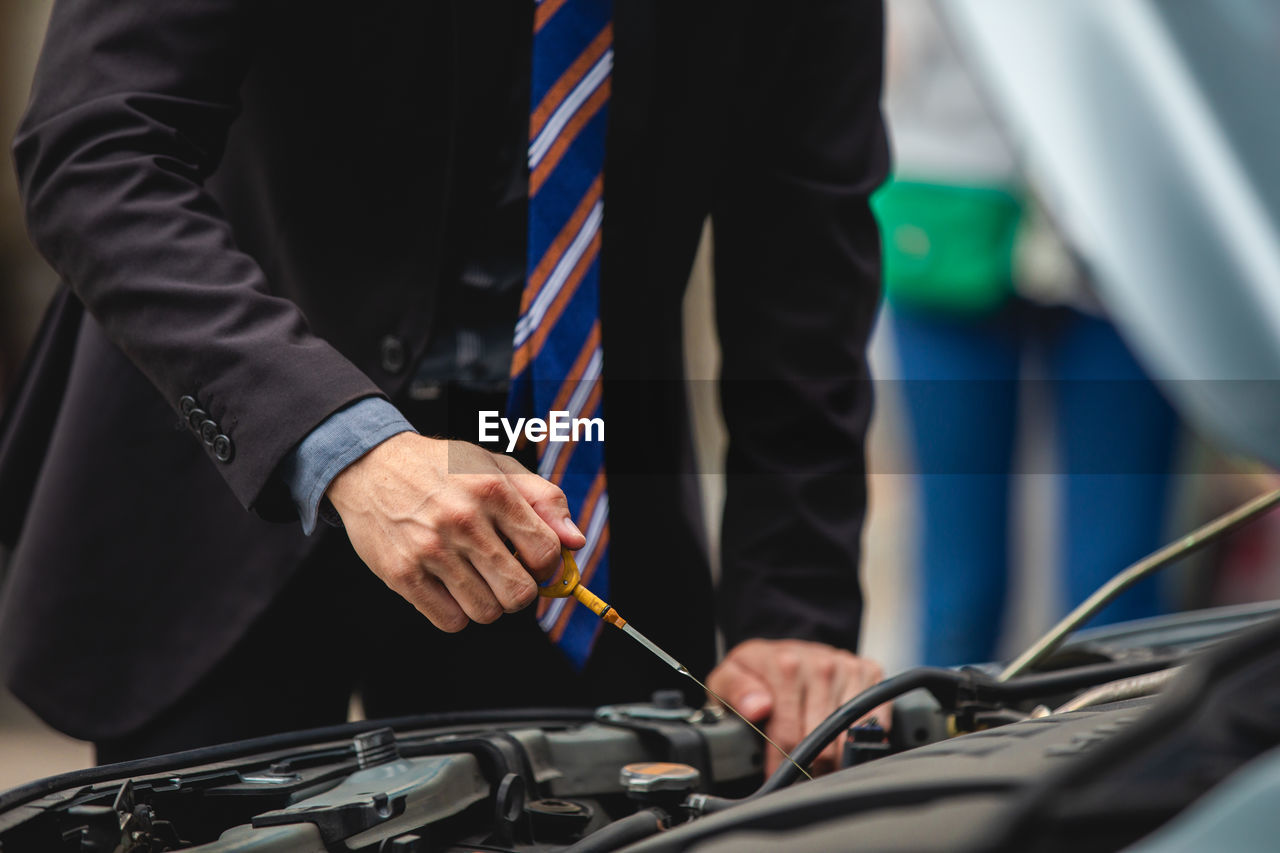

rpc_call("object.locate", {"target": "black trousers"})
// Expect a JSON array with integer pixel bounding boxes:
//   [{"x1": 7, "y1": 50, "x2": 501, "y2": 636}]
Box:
[{"x1": 96, "y1": 385, "x2": 685, "y2": 764}]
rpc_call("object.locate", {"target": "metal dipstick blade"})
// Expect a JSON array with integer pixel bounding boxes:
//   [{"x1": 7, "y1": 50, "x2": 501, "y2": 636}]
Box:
[
  {"x1": 613, "y1": 616, "x2": 813, "y2": 781},
  {"x1": 620, "y1": 623, "x2": 685, "y2": 673},
  {"x1": 684, "y1": 670, "x2": 814, "y2": 783}
]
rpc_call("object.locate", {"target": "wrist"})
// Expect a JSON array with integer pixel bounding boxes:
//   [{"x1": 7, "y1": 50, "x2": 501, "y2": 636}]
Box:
[
  {"x1": 326, "y1": 432, "x2": 440, "y2": 513},
  {"x1": 279, "y1": 396, "x2": 416, "y2": 534}
]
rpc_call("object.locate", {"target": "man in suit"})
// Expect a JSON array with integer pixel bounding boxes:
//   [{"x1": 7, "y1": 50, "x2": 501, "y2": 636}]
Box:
[{"x1": 0, "y1": 0, "x2": 889, "y2": 773}]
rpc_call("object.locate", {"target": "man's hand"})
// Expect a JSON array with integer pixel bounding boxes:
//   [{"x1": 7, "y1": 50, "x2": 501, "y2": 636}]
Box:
[
  {"x1": 706, "y1": 638, "x2": 886, "y2": 776},
  {"x1": 327, "y1": 433, "x2": 586, "y2": 631}
]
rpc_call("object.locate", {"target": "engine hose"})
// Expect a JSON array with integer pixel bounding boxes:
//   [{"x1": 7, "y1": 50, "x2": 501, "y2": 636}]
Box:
[
  {"x1": 1052, "y1": 666, "x2": 1185, "y2": 714},
  {"x1": 755, "y1": 668, "x2": 969, "y2": 796},
  {"x1": 753, "y1": 655, "x2": 1184, "y2": 797},
  {"x1": 988, "y1": 655, "x2": 1181, "y2": 701},
  {"x1": 562, "y1": 807, "x2": 670, "y2": 853}
]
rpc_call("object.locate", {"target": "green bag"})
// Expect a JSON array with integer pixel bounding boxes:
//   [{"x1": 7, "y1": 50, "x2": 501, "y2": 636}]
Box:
[{"x1": 872, "y1": 179, "x2": 1024, "y2": 316}]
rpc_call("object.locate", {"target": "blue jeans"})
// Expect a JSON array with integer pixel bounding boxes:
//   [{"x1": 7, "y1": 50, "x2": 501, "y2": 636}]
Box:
[{"x1": 890, "y1": 303, "x2": 1179, "y2": 666}]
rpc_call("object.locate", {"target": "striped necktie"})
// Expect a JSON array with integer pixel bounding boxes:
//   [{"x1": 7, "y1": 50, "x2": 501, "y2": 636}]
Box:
[{"x1": 509, "y1": 0, "x2": 613, "y2": 669}]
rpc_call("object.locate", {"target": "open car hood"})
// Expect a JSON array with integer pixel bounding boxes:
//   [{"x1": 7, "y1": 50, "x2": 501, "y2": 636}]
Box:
[{"x1": 941, "y1": 0, "x2": 1280, "y2": 466}]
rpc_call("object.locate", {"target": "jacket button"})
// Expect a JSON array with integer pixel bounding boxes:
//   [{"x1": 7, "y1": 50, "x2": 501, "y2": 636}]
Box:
[
  {"x1": 179, "y1": 395, "x2": 198, "y2": 417},
  {"x1": 200, "y1": 419, "x2": 219, "y2": 446},
  {"x1": 187, "y1": 408, "x2": 209, "y2": 431},
  {"x1": 212, "y1": 434, "x2": 235, "y2": 463},
  {"x1": 380, "y1": 335, "x2": 407, "y2": 374}
]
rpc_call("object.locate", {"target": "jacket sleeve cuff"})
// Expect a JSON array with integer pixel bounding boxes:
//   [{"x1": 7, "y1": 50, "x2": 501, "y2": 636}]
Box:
[{"x1": 279, "y1": 396, "x2": 417, "y2": 534}]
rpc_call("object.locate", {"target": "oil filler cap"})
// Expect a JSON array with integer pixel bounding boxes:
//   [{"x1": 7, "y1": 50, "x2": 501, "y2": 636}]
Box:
[
  {"x1": 620, "y1": 762, "x2": 701, "y2": 799},
  {"x1": 525, "y1": 798, "x2": 593, "y2": 842}
]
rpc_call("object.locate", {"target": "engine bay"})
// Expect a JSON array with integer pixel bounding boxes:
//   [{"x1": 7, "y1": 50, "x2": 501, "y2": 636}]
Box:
[{"x1": 2, "y1": 602, "x2": 1278, "y2": 853}]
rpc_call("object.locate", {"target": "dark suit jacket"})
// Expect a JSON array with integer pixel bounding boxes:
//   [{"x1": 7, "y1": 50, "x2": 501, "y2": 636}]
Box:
[{"x1": 0, "y1": 0, "x2": 887, "y2": 740}]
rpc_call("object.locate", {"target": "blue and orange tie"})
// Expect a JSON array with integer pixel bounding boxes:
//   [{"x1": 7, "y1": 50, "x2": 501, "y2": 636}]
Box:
[{"x1": 509, "y1": 0, "x2": 613, "y2": 669}]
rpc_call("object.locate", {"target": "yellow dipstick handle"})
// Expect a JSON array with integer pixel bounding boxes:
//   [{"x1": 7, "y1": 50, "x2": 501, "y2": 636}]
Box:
[{"x1": 539, "y1": 547, "x2": 627, "y2": 629}]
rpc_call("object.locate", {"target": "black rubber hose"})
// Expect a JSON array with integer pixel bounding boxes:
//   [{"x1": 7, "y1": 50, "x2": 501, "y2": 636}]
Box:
[
  {"x1": 988, "y1": 654, "x2": 1180, "y2": 700},
  {"x1": 755, "y1": 668, "x2": 968, "y2": 796},
  {"x1": 754, "y1": 656, "x2": 1183, "y2": 797},
  {"x1": 562, "y1": 807, "x2": 670, "y2": 853}
]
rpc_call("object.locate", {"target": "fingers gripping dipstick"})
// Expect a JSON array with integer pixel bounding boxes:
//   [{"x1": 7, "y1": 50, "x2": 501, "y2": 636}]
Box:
[{"x1": 539, "y1": 547, "x2": 813, "y2": 781}]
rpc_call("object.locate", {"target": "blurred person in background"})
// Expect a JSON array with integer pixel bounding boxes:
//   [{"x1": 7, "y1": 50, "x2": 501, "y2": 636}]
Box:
[{"x1": 878, "y1": 0, "x2": 1181, "y2": 667}]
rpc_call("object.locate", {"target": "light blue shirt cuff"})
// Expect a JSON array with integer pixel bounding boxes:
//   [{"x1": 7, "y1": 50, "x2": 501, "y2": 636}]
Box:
[{"x1": 280, "y1": 396, "x2": 417, "y2": 534}]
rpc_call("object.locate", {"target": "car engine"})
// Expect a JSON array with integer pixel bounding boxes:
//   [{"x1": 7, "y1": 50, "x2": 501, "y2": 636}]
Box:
[{"x1": 2, "y1": 602, "x2": 1278, "y2": 853}]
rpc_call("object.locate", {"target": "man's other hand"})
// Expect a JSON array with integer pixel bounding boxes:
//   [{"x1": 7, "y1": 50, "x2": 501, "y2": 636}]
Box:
[
  {"x1": 326, "y1": 433, "x2": 586, "y2": 631},
  {"x1": 706, "y1": 638, "x2": 887, "y2": 776}
]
